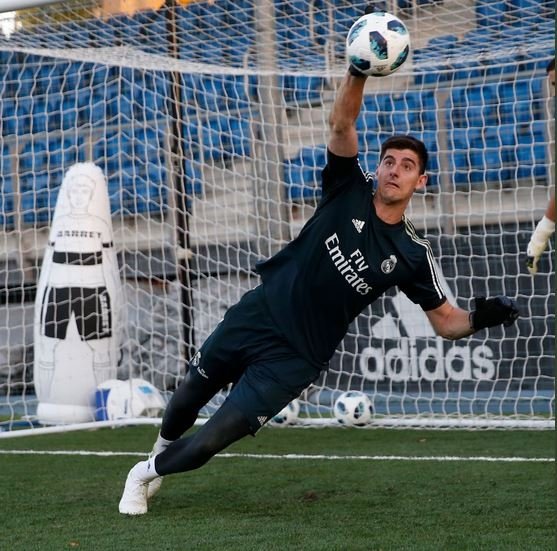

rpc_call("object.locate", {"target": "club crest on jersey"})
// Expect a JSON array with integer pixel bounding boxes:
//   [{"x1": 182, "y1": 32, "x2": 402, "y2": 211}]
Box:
[{"x1": 381, "y1": 255, "x2": 398, "y2": 274}]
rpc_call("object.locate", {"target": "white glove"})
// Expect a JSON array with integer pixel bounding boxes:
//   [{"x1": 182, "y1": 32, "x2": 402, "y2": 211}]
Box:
[{"x1": 526, "y1": 216, "x2": 555, "y2": 274}]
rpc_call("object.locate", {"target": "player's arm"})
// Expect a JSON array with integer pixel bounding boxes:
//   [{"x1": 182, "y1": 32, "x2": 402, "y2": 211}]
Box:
[
  {"x1": 328, "y1": 72, "x2": 367, "y2": 158},
  {"x1": 426, "y1": 297, "x2": 519, "y2": 340},
  {"x1": 526, "y1": 190, "x2": 555, "y2": 274}
]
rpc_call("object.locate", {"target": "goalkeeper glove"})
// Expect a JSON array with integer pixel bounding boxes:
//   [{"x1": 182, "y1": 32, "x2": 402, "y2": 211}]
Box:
[
  {"x1": 525, "y1": 216, "x2": 555, "y2": 275},
  {"x1": 470, "y1": 297, "x2": 519, "y2": 331}
]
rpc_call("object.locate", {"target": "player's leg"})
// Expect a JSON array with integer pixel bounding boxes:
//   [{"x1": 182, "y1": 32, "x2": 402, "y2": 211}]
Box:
[
  {"x1": 150, "y1": 354, "x2": 321, "y2": 475},
  {"x1": 145, "y1": 362, "x2": 234, "y2": 500},
  {"x1": 118, "y1": 399, "x2": 251, "y2": 515},
  {"x1": 155, "y1": 398, "x2": 251, "y2": 474},
  {"x1": 159, "y1": 362, "x2": 229, "y2": 442},
  {"x1": 132, "y1": 303, "x2": 251, "y2": 505}
]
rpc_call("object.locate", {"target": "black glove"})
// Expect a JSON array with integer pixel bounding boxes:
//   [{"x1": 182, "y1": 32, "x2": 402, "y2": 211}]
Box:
[
  {"x1": 348, "y1": 64, "x2": 366, "y2": 77},
  {"x1": 470, "y1": 296, "x2": 519, "y2": 331}
]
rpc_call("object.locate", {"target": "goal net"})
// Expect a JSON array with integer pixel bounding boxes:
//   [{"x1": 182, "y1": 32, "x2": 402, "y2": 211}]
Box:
[{"x1": 0, "y1": 0, "x2": 554, "y2": 434}]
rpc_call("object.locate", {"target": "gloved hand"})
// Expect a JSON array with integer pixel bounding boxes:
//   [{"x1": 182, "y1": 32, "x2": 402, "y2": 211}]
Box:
[{"x1": 470, "y1": 297, "x2": 519, "y2": 331}]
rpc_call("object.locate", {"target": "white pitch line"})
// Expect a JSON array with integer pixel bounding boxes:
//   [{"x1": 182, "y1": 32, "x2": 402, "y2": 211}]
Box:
[{"x1": 0, "y1": 449, "x2": 553, "y2": 462}]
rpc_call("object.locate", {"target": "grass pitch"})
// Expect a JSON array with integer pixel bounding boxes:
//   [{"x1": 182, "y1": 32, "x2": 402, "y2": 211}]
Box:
[{"x1": 0, "y1": 426, "x2": 554, "y2": 551}]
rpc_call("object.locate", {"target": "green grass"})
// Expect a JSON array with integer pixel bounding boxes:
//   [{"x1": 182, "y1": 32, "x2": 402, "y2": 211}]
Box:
[{"x1": 0, "y1": 427, "x2": 554, "y2": 551}]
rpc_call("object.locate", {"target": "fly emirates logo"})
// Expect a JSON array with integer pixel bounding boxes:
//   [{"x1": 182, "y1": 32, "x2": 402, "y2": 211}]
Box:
[{"x1": 325, "y1": 233, "x2": 372, "y2": 295}]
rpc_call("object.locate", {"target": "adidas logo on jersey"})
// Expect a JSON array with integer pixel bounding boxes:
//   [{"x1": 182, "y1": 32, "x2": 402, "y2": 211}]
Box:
[{"x1": 352, "y1": 218, "x2": 365, "y2": 233}]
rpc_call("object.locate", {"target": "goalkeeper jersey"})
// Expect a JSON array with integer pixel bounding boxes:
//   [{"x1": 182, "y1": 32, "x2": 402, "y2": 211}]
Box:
[{"x1": 256, "y1": 149, "x2": 446, "y2": 366}]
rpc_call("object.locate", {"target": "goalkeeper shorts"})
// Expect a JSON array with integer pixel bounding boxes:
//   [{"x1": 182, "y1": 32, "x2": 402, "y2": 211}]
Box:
[{"x1": 192, "y1": 285, "x2": 323, "y2": 434}]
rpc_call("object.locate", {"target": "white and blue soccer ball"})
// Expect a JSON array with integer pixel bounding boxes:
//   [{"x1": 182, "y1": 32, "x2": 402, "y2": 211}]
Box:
[
  {"x1": 346, "y1": 12, "x2": 410, "y2": 77},
  {"x1": 270, "y1": 399, "x2": 300, "y2": 426},
  {"x1": 333, "y1": 391, "x2": 373, "y2": 426},
  {"x1": 95, "y1": 378, "x2": 166, "y2": 421}
]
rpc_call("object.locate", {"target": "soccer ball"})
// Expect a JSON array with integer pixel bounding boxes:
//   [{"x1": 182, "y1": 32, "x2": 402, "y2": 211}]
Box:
[
  {"x1": 94, "y1": 378, "x2": 166, "y2": 421},
  {"x1": 346, "y1": 12, "x2": 410, "y2": 77},
  {"x1": 270, "y1": 399, "x2": 300, "y2": 426},
  {"x1": 333, "y1": 391, "x2": 373, "y2": 426}
]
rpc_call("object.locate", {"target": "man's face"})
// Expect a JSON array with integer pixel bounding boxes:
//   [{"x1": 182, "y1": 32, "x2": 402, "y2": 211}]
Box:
[{"x1": 375, "y1": 148, "x2": 427, "y2": 205}]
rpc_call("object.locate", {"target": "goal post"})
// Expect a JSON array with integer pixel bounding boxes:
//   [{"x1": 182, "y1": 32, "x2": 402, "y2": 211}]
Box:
[{"x1": 0, "y1": 0, "x2": 554, "y2": 435}]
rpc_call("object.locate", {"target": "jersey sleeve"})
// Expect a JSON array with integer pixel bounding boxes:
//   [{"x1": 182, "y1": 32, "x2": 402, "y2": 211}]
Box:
[
  {"x1": 399, "y1": 251, "x2": 447, "y2": 311},
  {"x1": 321, "y1": 148, "x2": 368, "y2": 199}
]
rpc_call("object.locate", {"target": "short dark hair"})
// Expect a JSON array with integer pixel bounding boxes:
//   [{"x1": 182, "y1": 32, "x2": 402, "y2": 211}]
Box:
[
  {"x1": 547, "y1": 57, "x2": 555, "y2": 73},
  {"x1": 380, "y1": 135, "x2": 429, "y2": 175}
]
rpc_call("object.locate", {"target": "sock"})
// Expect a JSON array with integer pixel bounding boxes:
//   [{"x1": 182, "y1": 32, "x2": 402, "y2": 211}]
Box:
[
  {"x1": 133, "y1": 459, "x2": 159, "y2": 483},
  {"x1": 152, "y1": 433, "x2": 174, "y2": 456}
]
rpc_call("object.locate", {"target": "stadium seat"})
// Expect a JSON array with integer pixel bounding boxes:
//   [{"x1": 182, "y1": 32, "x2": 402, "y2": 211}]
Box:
[
  {"x1": 333, "y1": 4, "x2": 361, "y2": 36},
  {"x1": 475, "y1": 1, "x2": 506, "y2": 27},
  {"x1": 506, "y1": 0, "x2": 549, "y2": 26},
  {"x1": 86, "y1": 18, "x2": 116, "y2": 47},
  {"x1": 282, "y1": 74, "x2": 324, "y2": 106},
  {"x1": 185, "y1": 160, "x2": 203, "y2": 197},
  {"x1": 0, "y1": 143, "x2": 14, "y2": 228},
  {"x1": 15, "y1": 97, "x2": 32, "y2": 135},
  {"x1": 426, "y1": 34, "x2": 458, "y2": 52},
  {"x1": 284, "y1": 145, "x2": 326, "y2": 201},
  {"x1": 117, "y1": 15, "x2": 144, "y2": 47},
  {"x1": 1, "y1": 98, "x2": 16, "y2": 136},
  {"x1": 31, "y1": 100, "x2": 48, "y2": 134},
  {"x1": 228, "y1": 118, "x2": 252, "y2": 157},
  {"x1": 62, "y1": 21, "x2": 91, "y2": 48},
  {"x1": 311, "y1": 0, "x2": 330, "y2": 46}
]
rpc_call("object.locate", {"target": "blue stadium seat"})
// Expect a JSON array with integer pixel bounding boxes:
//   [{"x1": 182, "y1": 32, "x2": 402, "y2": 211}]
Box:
[
  {"x1": 311, "y1": 0, "x2": 330, "y2": 46},
  {"x1": 0, "y1": 143, "x2": 14, "y2": 228},
  {"x1": 494, "y1": 123, "x2": 517, "y2": 148},
  {"x1": 15, "y1": 97, "x2": 32, "y2": 135},
  {"x1": 333, "y1": 4, "x2": 360, "y2": 36},
  {"x1": 16, "y1": 67, "x2": 36, "y2": 98},
  {"x1": 284, "y1": 145, "x2": 326, "y2": 201},
  {"x1": 427, "y1": 34, "x2": 458, "y2": 51},
  {"x1": 0, "y1": 64, "x2": 18, "y2": 99},
  {"x1": 85, "y1": 19, "x2": 116, "y2": 47},
  {"x1": 1, "y1": 98, "x2": 17, "y2": 136},
  {"x1": 17, "y1": 139, "x2": 51, "y2": 223},
  {"x1": 511, "y1": 142, "x2": 547, "y2": 180},
  {"x1": 92, "y1": 131, "x2": 131, "y2": 213},
  {"x1": 506, "y1": 0, "x2": 549, "y2": 26},
  {"x1": 117, "y1": 15, "x2": 144, "y2": 46},
  {"x1": 63, "y1": 21, "x2": 91, "y2": 47},
  {"x1": 222, "y1": 75, "x2": 250, "y2": 111},
  {"x1": 475, "y1": 1, "x2": 506, "y2": 27},
  {"x1": 31, "y1": 100, "x2": 48, "y2": 134},
  {"x1": 451, "y1": 150, "x2": 472, "y2": 186},
  {"x1": 194, "y1": 77, "x2": 227, "y2": 113},
  {"x1": 185, "y1": 160, "x2": 203, "y2": 197},
  {"x1": 363, "y1": 151, "x2": 379, "y2": 175},
  {"x1": 283, "y1": 74, "x2": 324, "y2": 105},
  {"x1": 415, "y1": 130, "x2": 439, "y2": 187}
]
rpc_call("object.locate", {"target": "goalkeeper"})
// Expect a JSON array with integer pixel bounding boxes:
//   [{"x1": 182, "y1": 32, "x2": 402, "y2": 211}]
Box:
[
  {"x1": 119, "y1": 32, "x2": 519, "y2": 519},
  {"x1": 525, "y1": 57, "x2": 555, "y2": 275}
]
